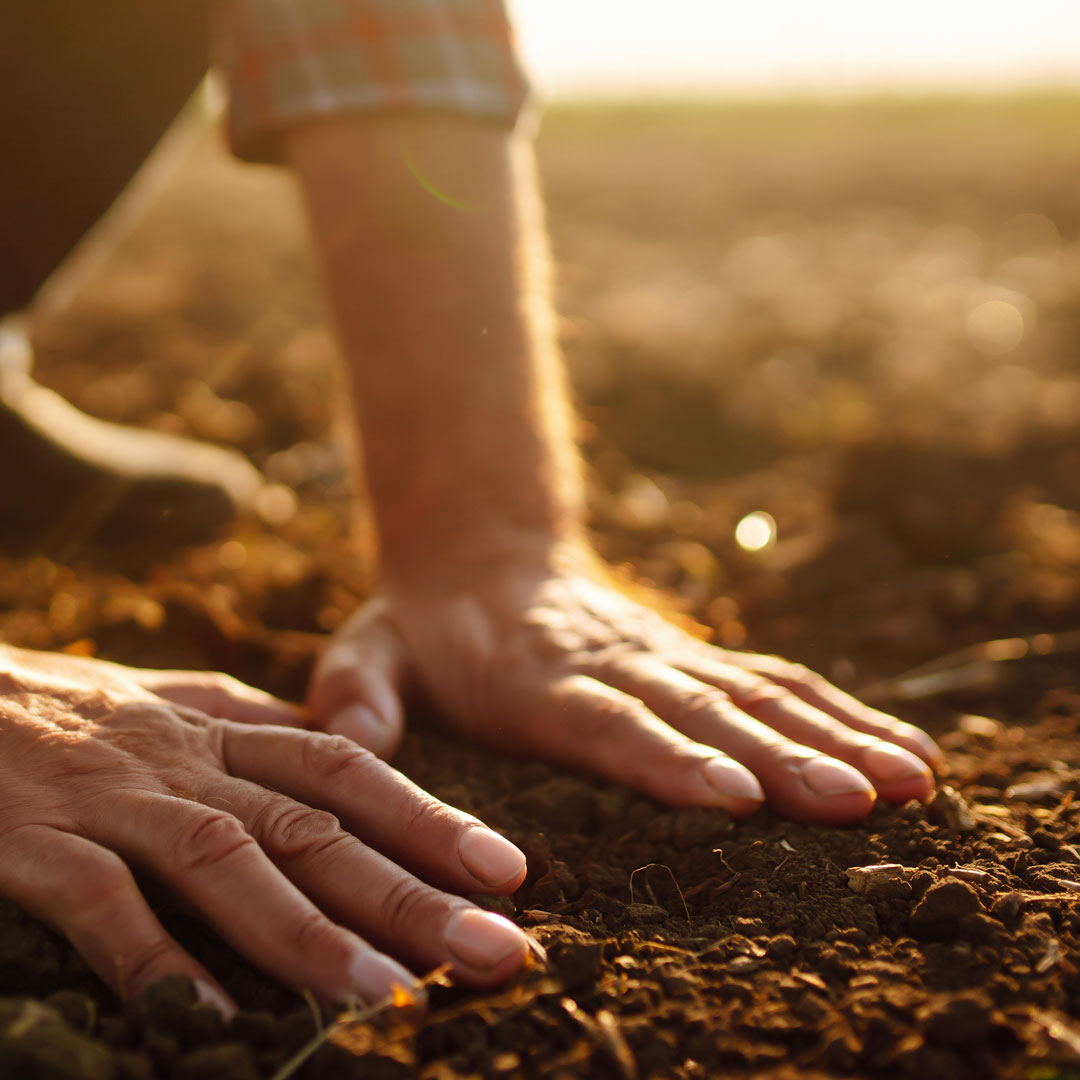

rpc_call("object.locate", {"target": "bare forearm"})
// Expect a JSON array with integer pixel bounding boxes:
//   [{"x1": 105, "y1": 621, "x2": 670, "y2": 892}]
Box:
[
  {"x1": 295, "y1": 120, "x2": 941, "y2": 829},
  {"x1": 285, "y1": 116, "x2": 583, "y2": 579}
]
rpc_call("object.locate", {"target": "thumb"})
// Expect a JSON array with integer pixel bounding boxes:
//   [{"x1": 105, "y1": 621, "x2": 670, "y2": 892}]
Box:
[
  {"x1": 132, "y1": 669, "x2": 307, "y2": 728},
  {"x1": 308, "y1": 599, "x2": 410, "y2": 758}
]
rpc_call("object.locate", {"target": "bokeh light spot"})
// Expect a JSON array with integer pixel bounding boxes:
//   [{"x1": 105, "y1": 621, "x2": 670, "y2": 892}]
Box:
[
  {"x1": 218, "y1": 540, "x2": 248, "y2": 570},
  {"x1": 735, "y1": 511, "x2": 777, "y2": 552},
  {"x1": 254, "y1": 484, "x2": 299, "y2": 526},
  {"x1": 967, "y1": 299, "x2": 1025, "y2": 354}
]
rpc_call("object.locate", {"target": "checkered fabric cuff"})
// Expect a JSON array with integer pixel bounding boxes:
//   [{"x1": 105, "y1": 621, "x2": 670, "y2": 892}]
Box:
[{"x1": 214, "y1": 0, "x2": 531, "y2": 162}]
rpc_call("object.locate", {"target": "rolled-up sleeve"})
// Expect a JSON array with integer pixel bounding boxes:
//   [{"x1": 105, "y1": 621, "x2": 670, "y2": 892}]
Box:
[{"x1": 214, "y1": 0, "x2": 531, "y2": 162}]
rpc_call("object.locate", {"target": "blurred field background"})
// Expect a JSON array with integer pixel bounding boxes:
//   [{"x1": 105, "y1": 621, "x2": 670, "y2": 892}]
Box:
[
  {"x1": 545, "y1": 96, "x2": 1080, "y2": 460},
  {"x1": 10, "y1": 92, "x2": 1080, "y2": 708}
]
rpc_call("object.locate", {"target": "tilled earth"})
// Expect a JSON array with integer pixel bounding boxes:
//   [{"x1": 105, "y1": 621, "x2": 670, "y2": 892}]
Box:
[
  {"x1": 5, "y1": 695, "x2": 1080, "y2": 1080},
  {"x1": 3, "y1": 99, "x2": 1080, "y2": 1078}
]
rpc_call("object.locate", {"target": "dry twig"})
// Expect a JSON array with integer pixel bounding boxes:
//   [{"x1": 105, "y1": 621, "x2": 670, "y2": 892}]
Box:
[
  {"x1": 859, "y1": 630, "x2": 1080, "y2": 703},
  {"x1": 269, "y1": 965, "x2": 453, "y2": 1080},
  {"x1": 629, "y1": 863, "x2": 691, "y2": 923}
]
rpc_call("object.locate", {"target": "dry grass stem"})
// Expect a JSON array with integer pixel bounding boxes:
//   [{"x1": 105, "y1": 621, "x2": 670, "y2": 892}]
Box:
[{"x1": 629, "y1": 863, "x2": 691, "y2": 923}]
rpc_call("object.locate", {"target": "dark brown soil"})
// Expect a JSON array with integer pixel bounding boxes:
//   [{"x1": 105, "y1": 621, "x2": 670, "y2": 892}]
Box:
[{"x1": 3, "y1": 97, "x2": 1080, "y2": 1078}]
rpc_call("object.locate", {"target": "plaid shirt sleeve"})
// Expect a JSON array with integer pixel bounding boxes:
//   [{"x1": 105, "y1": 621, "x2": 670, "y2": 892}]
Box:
[{"x1": 213, "y1": 0, "x2": 531, "y2": 162}]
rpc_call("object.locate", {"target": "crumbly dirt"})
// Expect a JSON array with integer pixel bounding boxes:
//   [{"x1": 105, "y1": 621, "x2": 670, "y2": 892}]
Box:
[{"x1": 3, "y1": 97, "x2": 1080, "y2": 1078}]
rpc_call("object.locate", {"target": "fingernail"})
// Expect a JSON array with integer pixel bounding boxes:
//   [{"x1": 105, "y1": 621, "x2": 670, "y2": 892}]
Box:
[
  {"x1": 702, "y1": 757, "x2": 764, "y2": 805},
  {"x1": 911, "y1": 729, "x2": 944, "y2": 766},
  {"x1": 458, "y1": 828, "x2": 527, "y2": 888},
  {"x1": 801, "y1": 757, "x2": 876, "y2": 798},
  {"x1": 327, "y1": 704, "x2": 388, "y2": 750},
  {"x1": 526, "y1": 936, "x2": 549, "y2": 967},
  {"x1": 349, "y1": 952, "x2": 426, "y2": 1007},
  {"x1": 193, "y1": 980, "x2": 238, "y2": 1022},
  {"x1": 862, "y1": 742, "x2": 932, "y2": 784},
  {"x1": 444, "y1": 909, "x2": 528, "y2": 972}
]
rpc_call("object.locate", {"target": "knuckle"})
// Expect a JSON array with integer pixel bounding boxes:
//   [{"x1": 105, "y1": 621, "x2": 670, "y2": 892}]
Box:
[
  {"x1": 169, "y1": 811, "x2": 254, "y2": 874},
  {"x1": 378, "y1": 876, "x2": 442, "y2": 940},
  {"x1": 733, "y1": 678, "x2": 792, "y2": 711},
  {"x1": 187, "y1": 670, "x2": 244, "y2": 705},
  {"x1": 397, "y1": 792, "x2": 459, "y2": 843},
  {"x1": 256, "y1": 804, "x2": 345, "y2": 861},
  {"x1": 766, "y1": 659, "x2": 826, "y2": 693},
  {"x1": 300, "y1": 732, "x2": 378, "y2": 780},
  {"x1": 776, "y1": 661, "x2": 813, "y2": 683},
  {"x1": 103, "y1": 702, "x2": 215, "y2": 759},
  {"x1": 66, "y1": 848, "x2": 134, "y2": 915},
  {"x1": 120, "y1": 937, "x2": 179, "y2": 996},
  {"x1": 206, "y1": 670, "x2": 241, "y2": 693},
  {"x1": 109, "y1": 701, "x2": 175, "y2": 729},
  {"x1": 667, "y1": 687, "x2": 733, "y2": 729},
  {"x1": 772, "y1": 744, "x2": 822, "y2": 773},
  {"x1": 782, "y1": 662, "x2": 829, "y2": 695},
  {"x1": 562, "y1": 680, "x2": 667, "y2": 742},
  {"x1": 0, "y1": 818, "x2": 58, "y2": 850},
  {"x1": 291, "y1": 909, "x2": 353, "y2": 967},
  {"x1": 572, "y1": 697, "x2": 627, "y2": 742}
]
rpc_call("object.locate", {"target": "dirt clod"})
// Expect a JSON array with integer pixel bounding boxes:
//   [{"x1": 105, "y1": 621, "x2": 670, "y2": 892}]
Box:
[
  {"x1": 0, "y1": 1000, "x2": 114, "y2": 1080},
  {"x1": 919, "y1": 994, "x2": 994, "y2": 1047}
]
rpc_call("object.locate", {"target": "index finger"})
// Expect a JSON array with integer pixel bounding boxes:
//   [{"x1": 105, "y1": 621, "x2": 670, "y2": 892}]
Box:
[
  {"x1": 220, "y1": 724, "x2": 528, "y2": 895},
  {"x1": 134, "y1": 669, "x2": 310, "y2": 729}
]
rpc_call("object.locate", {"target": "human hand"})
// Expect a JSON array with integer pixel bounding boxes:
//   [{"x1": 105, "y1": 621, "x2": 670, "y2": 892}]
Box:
[
  {"x1": 309, "y1": 542, "x2": 941, "y2": 825},
  {"x1": 0, "y1": 646, "x2": 530, "y2": 1017}
]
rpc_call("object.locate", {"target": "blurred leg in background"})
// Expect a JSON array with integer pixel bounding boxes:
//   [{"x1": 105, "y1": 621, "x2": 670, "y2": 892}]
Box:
[{"x1": 0, "y1": 1, "x2": 261, "y2": 565}]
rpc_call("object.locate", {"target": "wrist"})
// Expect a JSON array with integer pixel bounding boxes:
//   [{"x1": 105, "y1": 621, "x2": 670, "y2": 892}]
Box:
[
  {"x1": 377, "y1": 516, "x2": 585, "y2": 586},
  {"x1": 376, "y1": 517, "x2": 599, "y2": 591},
  {"x1": 367, "y1": 439, "x2": 586, "y2": 584}
]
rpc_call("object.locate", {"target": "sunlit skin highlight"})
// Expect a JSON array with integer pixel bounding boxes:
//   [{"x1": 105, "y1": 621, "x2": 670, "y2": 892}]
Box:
[
  {"x1": 288, "y1": 113, "x2": 940, "y2": 840},
  {"x1": 0, "y1": 644, "x2": 531, "y2": 1015}
]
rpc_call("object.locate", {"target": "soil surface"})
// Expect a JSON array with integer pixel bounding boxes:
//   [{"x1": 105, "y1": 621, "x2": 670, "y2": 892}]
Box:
[{"x1": 4, "y1": 98, "x2": 1080, "y2": 1078}]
